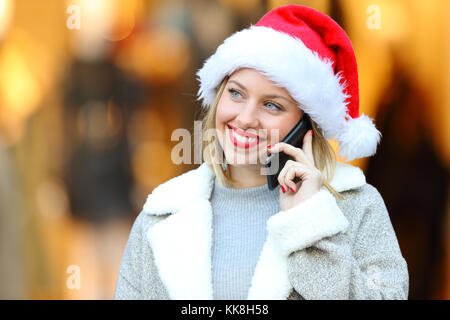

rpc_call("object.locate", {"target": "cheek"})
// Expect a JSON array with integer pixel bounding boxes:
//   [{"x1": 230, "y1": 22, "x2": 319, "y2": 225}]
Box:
[
  {"x1": 265, "y1": 118, "x2": 298, "y2": 143},
  {"x1": 215, "y1": 99, "x2": 233, "y2": 146},
  {"x1": 266, "y1": 126, "x2": 283, "y2": 145},
  {"x1": 216, "y1": 97, "x2": 238, "y2": 128}
]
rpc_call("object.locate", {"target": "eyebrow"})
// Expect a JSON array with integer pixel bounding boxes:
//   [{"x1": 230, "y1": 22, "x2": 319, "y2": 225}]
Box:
[{"x1": 228, "y1": 80, "x2": 295, "y2": 104}]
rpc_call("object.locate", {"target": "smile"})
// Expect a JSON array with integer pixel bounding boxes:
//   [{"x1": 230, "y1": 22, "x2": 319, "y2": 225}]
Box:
[{"x1": 227, "y1": 125, "x2": 262, "y2": 149}]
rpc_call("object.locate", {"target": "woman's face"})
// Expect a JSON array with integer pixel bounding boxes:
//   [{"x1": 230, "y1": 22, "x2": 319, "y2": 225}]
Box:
[{"x1": 215, "y1": 68, "x2": 303, "y2": 167}]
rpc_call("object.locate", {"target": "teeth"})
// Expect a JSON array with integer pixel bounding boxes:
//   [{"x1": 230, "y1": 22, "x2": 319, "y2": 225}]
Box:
[{"x1": 231, "y1": 130, "x2": 257, "y2": 143}]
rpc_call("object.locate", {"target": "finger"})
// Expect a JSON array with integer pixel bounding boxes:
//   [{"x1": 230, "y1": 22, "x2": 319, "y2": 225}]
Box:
[
  {"x1": 268, "y1": 142, "x2": 310, "y2": 165},
  {"x1": 277, "y1": 159, "x2": 294, "y2": 191},
  {"x1": 302, "y1": 130, "x2": 315, "y2": 165},
  {"x1": 277, "y1": 160, "x2": 305, "y2": 192},
  {"x1": 283, "y1": 163, "x2": 308, "y2": 192}
]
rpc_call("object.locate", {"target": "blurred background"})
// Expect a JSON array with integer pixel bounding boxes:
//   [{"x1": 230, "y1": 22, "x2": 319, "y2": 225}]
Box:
[{"x1": 0, "y1": 0, "x2": 449, "y2": 300}]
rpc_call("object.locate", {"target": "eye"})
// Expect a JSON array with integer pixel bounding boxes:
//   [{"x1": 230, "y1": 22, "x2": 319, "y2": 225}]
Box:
[
  {"x1": 265, "y1": 101, "x2": 282, "y2": 111},
  {"x1": 228, "y1": 88, "x2": 242, "y2": 99}
]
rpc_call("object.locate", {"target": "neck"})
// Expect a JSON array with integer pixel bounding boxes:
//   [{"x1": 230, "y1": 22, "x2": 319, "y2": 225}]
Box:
[{"x1": 228, "y1": 164, "x2": 268, "y2": 188}]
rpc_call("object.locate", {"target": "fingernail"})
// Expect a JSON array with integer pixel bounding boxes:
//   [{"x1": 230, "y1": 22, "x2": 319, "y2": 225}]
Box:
[
  {"x1": 280, "y1": 185, "x2": 286, "y2": 193},
  {"x1": 311, "y1": 130, "x2": 314, "y2": 136},
  {"x1": 267, "y1": 145, "x2": 273, "y2": 150},
  {"x1": 289, "y1": 187, "x2": 295, "y2": 193}
]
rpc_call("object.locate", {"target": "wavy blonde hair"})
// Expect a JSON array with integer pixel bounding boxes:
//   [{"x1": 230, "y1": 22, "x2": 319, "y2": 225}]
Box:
[{"x1": 199, "y1": 75, "x2": 344, "y2": 200}]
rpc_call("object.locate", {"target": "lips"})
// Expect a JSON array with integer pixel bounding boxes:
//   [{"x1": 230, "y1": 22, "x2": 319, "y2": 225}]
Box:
[
  {"x1": 227, "y1": 124, "x2": 262, "y2": 149},
  {"x1": 227, "y1": 124, "x2": 260, "y2": 139}
]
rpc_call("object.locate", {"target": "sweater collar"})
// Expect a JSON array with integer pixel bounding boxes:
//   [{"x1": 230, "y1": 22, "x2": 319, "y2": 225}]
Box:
[{"x1": 143, "y1": 161, "x2": 366, "y2": 216}]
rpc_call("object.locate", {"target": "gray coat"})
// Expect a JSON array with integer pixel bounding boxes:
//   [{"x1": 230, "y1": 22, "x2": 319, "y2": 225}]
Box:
[{"x1": 114, "y1": 161, "x2": 409, "y2": 300}]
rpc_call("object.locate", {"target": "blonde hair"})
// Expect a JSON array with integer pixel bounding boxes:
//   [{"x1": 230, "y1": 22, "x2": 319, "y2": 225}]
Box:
[{"x1": 200, "y1": 75, "x2": 344, "y2": 201}]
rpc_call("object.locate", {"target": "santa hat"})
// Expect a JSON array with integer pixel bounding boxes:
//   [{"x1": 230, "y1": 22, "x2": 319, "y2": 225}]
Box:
[{"x1": 196, "y1": 4, "x2": 381, "y2": 161}]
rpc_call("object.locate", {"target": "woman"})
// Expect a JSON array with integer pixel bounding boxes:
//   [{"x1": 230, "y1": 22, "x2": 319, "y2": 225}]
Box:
[{"x1": 115, "y1": 4, "x2": 409, "y2": 300}]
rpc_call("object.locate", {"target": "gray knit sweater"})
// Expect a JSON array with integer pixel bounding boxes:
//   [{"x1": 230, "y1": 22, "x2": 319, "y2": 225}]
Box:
[
  {"x1": 114, "y1": 161, "x2": 409, "y2": 300},
  {"x1": 210, "y1": 178, "x2": 280, "y2": 299}
]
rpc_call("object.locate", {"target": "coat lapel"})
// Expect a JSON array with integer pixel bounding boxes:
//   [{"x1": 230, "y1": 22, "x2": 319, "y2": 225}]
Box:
[
  {"x1": 144, "y1": 163, "x2": 215, "y2": 299},
  {"x1": 143, "y1": 161, "x2": 366, "y2": 300}
]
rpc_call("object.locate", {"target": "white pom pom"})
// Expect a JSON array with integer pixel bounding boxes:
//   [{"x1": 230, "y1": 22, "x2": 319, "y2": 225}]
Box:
[{"x1": 337, "y1": 114, "x2": 381, "y2": 161}]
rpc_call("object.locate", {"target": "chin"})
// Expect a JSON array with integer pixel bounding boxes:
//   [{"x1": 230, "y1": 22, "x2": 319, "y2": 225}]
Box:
[{"x1": 223, "y1": 149, "x2": 266, "y2": 167}]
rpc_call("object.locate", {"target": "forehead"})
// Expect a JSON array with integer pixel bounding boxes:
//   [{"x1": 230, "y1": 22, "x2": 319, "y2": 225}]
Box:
[{"x1": 229, "y1": 68, "x2": 277, "y2": 86}]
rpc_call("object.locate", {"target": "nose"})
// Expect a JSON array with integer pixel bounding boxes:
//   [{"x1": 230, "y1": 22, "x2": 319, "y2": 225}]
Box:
[{"x1": 234, "y1": 102, "x2": 259, "y2": 129}]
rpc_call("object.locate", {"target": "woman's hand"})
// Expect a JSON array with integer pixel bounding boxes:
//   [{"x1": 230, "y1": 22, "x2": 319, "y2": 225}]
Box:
[{"x1": 268, "y1": 130, "x2": 324, "y2": 211}]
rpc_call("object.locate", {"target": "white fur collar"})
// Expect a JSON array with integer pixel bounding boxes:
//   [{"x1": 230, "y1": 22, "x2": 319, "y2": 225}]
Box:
[
  {"x1": 143, "y1": 161, "x2": 365, "y2": 216},
  {"x1": 143, "y1": 161, "x2": 365, "y2": 300}
]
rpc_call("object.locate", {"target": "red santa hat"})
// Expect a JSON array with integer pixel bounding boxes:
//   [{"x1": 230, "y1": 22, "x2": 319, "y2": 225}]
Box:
[{"x1": 196, "y1": 4, "x2": 381, "y2": 161}]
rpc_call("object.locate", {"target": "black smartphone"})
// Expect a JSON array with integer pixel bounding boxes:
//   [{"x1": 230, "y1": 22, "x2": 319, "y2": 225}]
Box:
[{"x1": 264, "y1": 114, "x2": 312, "y2": 190}]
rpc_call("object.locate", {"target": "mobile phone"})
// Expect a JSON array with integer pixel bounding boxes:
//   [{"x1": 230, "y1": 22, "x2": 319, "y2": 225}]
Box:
[{"x1": 264, "y1": 114, "x2": 312, "y2": 190}]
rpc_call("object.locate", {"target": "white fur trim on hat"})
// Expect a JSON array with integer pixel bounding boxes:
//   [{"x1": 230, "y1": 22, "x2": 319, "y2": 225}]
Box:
[{"x1": 337, "y1": 114, "x2": 382, "y2": 161}]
